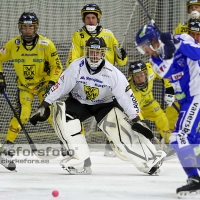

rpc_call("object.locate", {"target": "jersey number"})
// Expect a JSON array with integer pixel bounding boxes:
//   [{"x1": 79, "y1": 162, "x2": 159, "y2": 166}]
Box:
[{"x1": 16, "y1": 46, "x2": 20, "y2": 52}]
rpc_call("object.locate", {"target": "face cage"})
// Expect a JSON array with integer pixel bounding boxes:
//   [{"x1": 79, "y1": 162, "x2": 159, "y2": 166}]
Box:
[
  {"x1": 86, "y1": 47, "x2": 106, "y2": 69},
  {"x1": 132, "y1": 70, "x2": 148, "y2": 90},
  {"x1": 18, "y1": 24, "x2": 38, "y2": 41}
]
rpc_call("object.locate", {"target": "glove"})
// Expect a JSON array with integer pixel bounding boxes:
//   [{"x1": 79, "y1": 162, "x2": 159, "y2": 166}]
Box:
[
  {"x1": 43, "y1": 81, "x2": 55, "y2": 97},
  {"x1": 160, "y1": 33, "x2": 177, "y2": 59},
  {"x1": 164, "y1": 93, "x2": 175, "y2": 107},
  {"x1": 114, "y1": 45, "x2": 127, "y2": 60},
  {"x1": 30, "y1": 101, "x2": 50, "y2": 125},
  {"x1": 0, "y1": 72, "x2": 6, "y2": 93},
  {"x1": 131, "y1": 117, "x2": 154, "y2": 140}
]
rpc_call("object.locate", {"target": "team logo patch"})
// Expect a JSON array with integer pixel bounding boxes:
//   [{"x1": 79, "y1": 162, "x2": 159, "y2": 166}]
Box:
[
  {"x1": 15, "y1": 39, "x2": 20, "y2": 45},
  {"x1": 84, "y1": 85, "x2": 99, "y2": 100},
  {"x1": 23, "y1": 65, "x2": 35, "y2": 80}
]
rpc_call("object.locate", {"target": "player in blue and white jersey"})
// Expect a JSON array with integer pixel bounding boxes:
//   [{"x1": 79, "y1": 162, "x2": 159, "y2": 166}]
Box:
[{"x1": 135, "y1": 24, "x2": 200, "y2": 198}]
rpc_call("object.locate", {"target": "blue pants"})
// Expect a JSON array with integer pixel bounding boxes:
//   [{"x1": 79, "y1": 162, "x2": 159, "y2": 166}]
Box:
[{"x1": 170, "y1": 94, "x2": 200, "y2": 178}]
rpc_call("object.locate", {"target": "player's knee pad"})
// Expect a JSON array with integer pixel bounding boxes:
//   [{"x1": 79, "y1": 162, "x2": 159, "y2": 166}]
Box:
[
  {"x1": 52, "y1": 101, "x2": 90, "y2": 161},
  {"x1": 98, "y1": 107, "x2": 166, "y2": 174}
]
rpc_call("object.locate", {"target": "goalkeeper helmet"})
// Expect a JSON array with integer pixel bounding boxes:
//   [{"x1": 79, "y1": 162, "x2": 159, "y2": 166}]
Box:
[
  {"x1": 187, "y1": 0, "x2": 200, "y2": 13},
  {"x1": 18, "y1": 12, "x2": 39, "y2": 41},
  {"x1": 135, "y1": 24, "x2": 160, "y2": 54},
  {"x1": 85, "y1": 37, "x2": 106, "y2": 70},
  {"x1": 81, "y1": 4, "x2": 102, "y2": 21},
  {"x1": 129, "y1": 61, "x2": 148, "y2": 90}
]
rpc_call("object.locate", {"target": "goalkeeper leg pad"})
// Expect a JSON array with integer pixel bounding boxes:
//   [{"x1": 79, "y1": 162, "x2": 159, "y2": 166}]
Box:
[
  {"x1": 52, "y1": 101, "x2": 91, "y2": 174},
  {"x1": 98, "y1": 107, "x2": 166, "y2": 175}
]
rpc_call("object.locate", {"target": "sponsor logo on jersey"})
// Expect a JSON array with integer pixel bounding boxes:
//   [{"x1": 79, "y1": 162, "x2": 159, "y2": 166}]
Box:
[
  {"x1": 79, "y1": 60, "x2": 84, "y2": 67},
  {"x1": 38, "y1": 48, "x2": 45, "y2": 50},
  {"x1": 60, "y1": 75, "x2": 64, "y2": 82},
  {"x1": 51, "y1": 82, "x2": 60, "y2": 92},
  {"x1": 80, "y1": 76, "x2": 85, "y2": 80},
  {"x1": 15, "y1": 39, "x2": 20, "y2": 45},
  {"x1": 172, "y1": 72, "x2": 184, "y2": 80},
  {"x1": 104, "y1": 29, "x2": 112, "y2": 33},
  {"x1": 177, "y1": 58, "x2": 185, "y2": 67},
  {"x1": 21, "y1": 54, "x2": 37, "y2": 56},
  {"x1": 55, "y1": 57, "x2": 62, "y2": 69},
  {"x1": 51, "y1": 51, "x2": 58, "y2": 57},
  {"x1": 130, "y1": 93, "x2": 139, "y2": 112},
  {"x1": 178, "y1": 103, "x2": 198, "y2": 145},
  {"x1": 33, "y1": 59, "x2": 44, "y2": 63},
  {"x1": 95, "y1": 83, "x2": 109, "y2": 89},
  {"x1": 84, "y1": 85, "x2": 99, "y2": 100},
  {"x1": 0, "y1": 47, "x2": 6, "y2": 54},
  {"x1": 39, "y1": 40, "x2": 49, "y2": 46},
  {"x1": 102, "y1": 74, "x2": 110, "y2": 78},
  {"x1": 23, "y1": 65, "x2": 35, "y2": 80},
  {"x1": 11, "y1": 59, "x2": 25, "y2": 63},
  {"x1": 103, "y1": 66, "x2": 112, "y2": 72},
  {"x1": 86, "y1": 77, "x2": 103, "y2": 83},
  {"x1": 125, "y1": 85, "x2": 131, "y2": 92}
]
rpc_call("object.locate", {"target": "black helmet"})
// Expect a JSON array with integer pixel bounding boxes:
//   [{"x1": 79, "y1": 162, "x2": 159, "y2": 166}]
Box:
[
  {"x1": 129, "y1": 60, "x2": 148, "y2": 90},
  {"x1": 85, "y1": 37, "x2": 106, "y2": 70},
  {"x1": 18, "y1": 12, "x2": 39, "y2": 41},
  {"x1": 81, "y1": 4, "x2": 102, "y2": 21},
  {"x1": 188, "y1": 18, "x2": 200, "y2": 32}
]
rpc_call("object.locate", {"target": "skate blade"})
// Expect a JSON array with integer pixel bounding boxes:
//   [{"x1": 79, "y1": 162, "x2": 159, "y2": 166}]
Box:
[
  {"x1": 177, "y1": 189, "x2": 200, "y2": 199},
  {"x1": 64, "y1": 167, "x2": 92, "y2": 175}
]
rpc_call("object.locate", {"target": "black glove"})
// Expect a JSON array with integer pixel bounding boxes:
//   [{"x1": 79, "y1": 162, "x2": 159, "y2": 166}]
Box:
[
  {"x1": 114, "y1": 45, "x2": 127, "y2": 60},
  {"x1": 43, "y1": 81, "x2": 55, "y2": 97},
  {"x1": 131, "y1": 117, "x2": 154, "y2": 140},
  {"x1": 160, "y1": 33, "x2": 176, "y2": 59},
  {"x1": 30, "y1": 101, "x2": 50, "y2": 125},
  {"x1": 0, "y1": 72, "x2": 6, "y2": 93}
]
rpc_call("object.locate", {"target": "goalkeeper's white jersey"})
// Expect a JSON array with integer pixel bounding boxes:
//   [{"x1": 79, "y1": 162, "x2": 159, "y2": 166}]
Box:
[{"x1": 45, "y1": 56, "x2": 140, "y2": 119}]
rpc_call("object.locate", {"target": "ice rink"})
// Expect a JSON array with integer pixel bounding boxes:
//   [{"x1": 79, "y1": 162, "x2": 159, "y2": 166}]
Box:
[{"x1": 0, "y1": 152, "x2": 189, "y2": 200}]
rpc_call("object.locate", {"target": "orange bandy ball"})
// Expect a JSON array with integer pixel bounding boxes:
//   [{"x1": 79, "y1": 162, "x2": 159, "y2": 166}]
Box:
[{"x1": 52, "y1": 190, "x2": 59, "y2": 197}]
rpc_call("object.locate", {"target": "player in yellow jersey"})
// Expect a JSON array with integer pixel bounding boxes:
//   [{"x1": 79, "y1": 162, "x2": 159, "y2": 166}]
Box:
[
  {"x1": 66, "y1": 3, "x2": 128, "y2": 157},
  {"x1": 174, "y1": 0, "x2": 200, "y2": 34},
  {"x1": 0, "y1": 12, "x2": 63, "y2": 171},
  {"x1": 128, "y1": 61, "x2": 179, "y2": 155}
]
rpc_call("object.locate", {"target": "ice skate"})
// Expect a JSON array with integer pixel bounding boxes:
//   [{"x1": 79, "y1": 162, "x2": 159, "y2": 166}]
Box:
[
  {"x1": 146, "y1": 150, "x2": 166, "y2": 176},
  {"x1": 60, "y1": 157, "x2": 92, "y2": 175},
  {"x1": 177, "y1": 176, "x2": 200, "y2": 199},
  {"x1": 0, "y1": 141, "x2": 16, "y2": 171}
]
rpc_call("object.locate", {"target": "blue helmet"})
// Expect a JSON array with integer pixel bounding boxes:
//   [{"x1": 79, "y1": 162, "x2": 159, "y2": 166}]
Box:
[
  {"x1": 135, "y1": 24, "x2": 160, "y2": 54},
  {"x1": 135, "y1": 24, "x2": 159, "y2": 45}
]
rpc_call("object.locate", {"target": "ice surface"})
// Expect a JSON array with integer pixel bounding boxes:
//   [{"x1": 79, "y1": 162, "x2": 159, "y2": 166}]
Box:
[{"x1": 0, "y1": 152, "x2": 188, "y2": 200}]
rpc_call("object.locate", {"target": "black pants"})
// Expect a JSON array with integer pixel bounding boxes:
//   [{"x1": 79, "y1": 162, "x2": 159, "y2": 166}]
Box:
[{"x1": 65, "y1": 96, "x2": 123, "y2": 123}]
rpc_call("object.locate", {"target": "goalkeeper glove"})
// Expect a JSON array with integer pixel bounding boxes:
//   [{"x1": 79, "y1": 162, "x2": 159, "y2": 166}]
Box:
[
  {"x1": 114, "y1": 45, "x2": 127, "y2": 60},
  {"x1": 30, "y1": 101, "x2": 50, "y2": 125},
  {"x1": 0, "y1": 72, "x2": 6, "y2": 93},
  {"x1": 131, "y1": 117, "x2": 154, "y2": 140},
  {"x1": 164, "y1": 94, "x2": 175, "y2": 107}
]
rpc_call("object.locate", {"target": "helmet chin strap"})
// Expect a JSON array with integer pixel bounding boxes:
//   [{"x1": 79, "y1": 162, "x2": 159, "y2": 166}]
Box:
[{"x1": 85, "y1": 24, "x2": 98, "y2": 33}]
